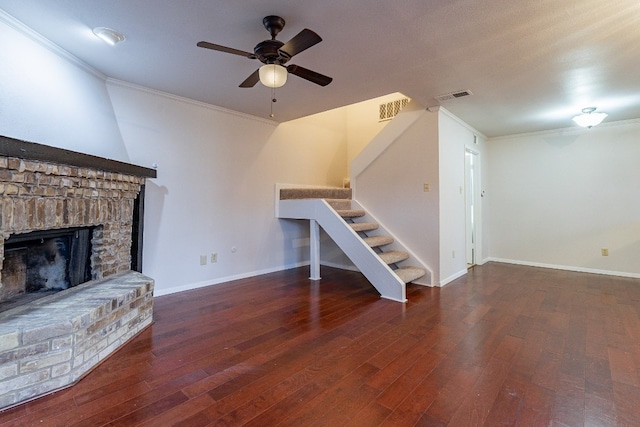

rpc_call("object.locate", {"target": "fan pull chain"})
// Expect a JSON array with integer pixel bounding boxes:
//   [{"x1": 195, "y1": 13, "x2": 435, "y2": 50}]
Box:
[{"x1": 269, "y1": 87, "x2": 276, "y2": 118}]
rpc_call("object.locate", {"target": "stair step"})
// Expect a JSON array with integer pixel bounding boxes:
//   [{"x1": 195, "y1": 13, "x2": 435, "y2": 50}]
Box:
[
  {"x1": 363, "y1": 235, "x2": 394, "y2": 248},
  {"x1": 378, "y1": 250, "x2": 410, "y2": 265},
  {"x1": 349, "y1": 222, "x2": 379, "y2": 232},
  {"x1": 326, "y1": 199, "x2": 352, "y2": 210},
  {"x1": 337, "y1": 209, "x2": 366, "y2": 218},
  {"x1": 394, "y1": 266, "x2": 426, "y2": 284},
  {"x1": 280, "y1": 187, "x2": 351, "y2": 200}
]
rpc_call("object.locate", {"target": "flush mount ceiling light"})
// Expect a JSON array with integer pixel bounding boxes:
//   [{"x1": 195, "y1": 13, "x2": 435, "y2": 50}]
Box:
[
  {"x1": 259, "y1": 63, "x2": 288, "y2": 88},
  {"x1": 572, "y1": 107, "x2": 608, "y2": 128},
  {"x1": 92, "y1": 27, "x2": 126, "y2": 46}
]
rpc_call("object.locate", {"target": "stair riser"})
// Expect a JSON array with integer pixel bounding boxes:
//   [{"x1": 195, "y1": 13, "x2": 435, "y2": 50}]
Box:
[{"x1": 327, "y1": 199, "x2": 352, "y2": 210}]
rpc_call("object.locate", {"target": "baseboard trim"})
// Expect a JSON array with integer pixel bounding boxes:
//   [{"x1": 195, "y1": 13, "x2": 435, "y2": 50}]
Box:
[
  {"x1": 439, "y1": 268, "x2": 468, "y2": 287},
  {"x1": 153, "y1": 261, "x2": 310, "y2": 297},
  {"x1": 486, "y1": 258, "x2": 640, "y2": 279}
]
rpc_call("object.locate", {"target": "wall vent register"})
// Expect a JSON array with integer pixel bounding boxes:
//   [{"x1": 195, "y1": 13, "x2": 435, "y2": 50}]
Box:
[{"x1": 379, "y1": 97, "x2": 410, "y2": 121}]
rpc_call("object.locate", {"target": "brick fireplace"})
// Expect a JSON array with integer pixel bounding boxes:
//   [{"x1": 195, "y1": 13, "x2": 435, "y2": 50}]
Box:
[{"x1": 0, "y1": 136, "x2": 156, "y2": 409}]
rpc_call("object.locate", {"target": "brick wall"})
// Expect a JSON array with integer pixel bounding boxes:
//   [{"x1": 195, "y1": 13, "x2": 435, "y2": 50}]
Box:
[
  {"x1": 0, "y1": 155, "x2": 145, "y2": 291},
  {"x1": 0, "y1": 271, "x2": 153, "y2": 409},
  {"x1": 0, "y1": 153, "x2": 154, "y2": 410}
]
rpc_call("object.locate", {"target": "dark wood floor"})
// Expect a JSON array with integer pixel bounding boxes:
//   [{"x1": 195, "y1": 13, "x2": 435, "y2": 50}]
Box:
[{"x1": 2, "y1": 262, "x2": 640, "y2": 426}]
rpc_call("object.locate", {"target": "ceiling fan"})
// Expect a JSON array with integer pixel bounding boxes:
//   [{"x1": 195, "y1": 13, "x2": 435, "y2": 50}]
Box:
[{"x1": 197, "y1": 15, "x2": 332, "y2": 88}]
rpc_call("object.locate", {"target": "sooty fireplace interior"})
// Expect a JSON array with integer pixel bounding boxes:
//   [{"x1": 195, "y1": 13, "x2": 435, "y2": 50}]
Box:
[{"x1": 2, "y1": 227, "x2": 93, "y2": 310}]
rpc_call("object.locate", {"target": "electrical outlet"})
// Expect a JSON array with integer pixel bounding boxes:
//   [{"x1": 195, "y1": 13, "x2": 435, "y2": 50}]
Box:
[
  {"x1": 211, "y1": 253, "x2": 217, "y2": 263},
  {"x1": 452, "y1": 250, "x2": 456, "y2": 258},
  {"x1": 200, "y1": 255, "x2": 207, "y2": 265},
  {"x1": 424, "y1": 183, "x2": 430, "y2": 192},
  {"x1": 601, "y1": 248, "x2": 609, "y2": 256}
]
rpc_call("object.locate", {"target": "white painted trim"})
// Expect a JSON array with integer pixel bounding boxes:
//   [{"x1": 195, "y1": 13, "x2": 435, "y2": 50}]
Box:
[
  {"x1": 464, "y1": 145, "x2": 483, "y2": 267},
  {"x1": 106, "y1": 79, "x2": 277, "y2": 126},
  {"x1": 478, "y1": 257, "x2": 490, "y2": 266},
  {"x1": 152, "y1": 261, "x2": 310, "y2": 297},
  {"x1": 486, "y1": 258, "x2": 640, "y2": 279},
  {"x1": 488, "y1": 117, "x2": 640, "y2": 141},
  {"x1": 438, "y1": 107, "x2": 488, "y2": 140},
  {"x1": 439, "y1": 268, "x2": 468, "y2": 287},
  {"x1": 0, "y1": 9, "x2": 107, "y2": 80}
]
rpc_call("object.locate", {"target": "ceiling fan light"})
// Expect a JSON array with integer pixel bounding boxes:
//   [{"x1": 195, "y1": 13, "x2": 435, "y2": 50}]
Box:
[
  {"x1": 93, "y1": 27, "x2": 126, "y2": 45},
  {"x1": 259, "y1": 64, "x2": 287, "y2": 88},
  {"x1": 572, "y1": 107, "x2": 607, "y2": 128}
]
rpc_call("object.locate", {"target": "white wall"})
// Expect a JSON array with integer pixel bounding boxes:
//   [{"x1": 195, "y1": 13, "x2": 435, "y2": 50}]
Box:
[
  {"x1": 0, "y1": 10, "x2": 350, "y2": 296},
  {"x1": 354, "y1": 110, "x2": 441, "y2": 281},
  {"x1": 438, "y1": 109, "x2": 486, "y2": 284},
  {"x1": 345, "y1": 93, "x2": 404, "y2": 176},
  {"x1": 107, "y1": 81, "x2": 349, "y2": 294},
  {"x1": 486, "y1": 120, "x2": 640, "y2": 277},
  {"x1": 318, "y1": 92, "x2": 408, "y2": 269},
  {"x1": 350, "y1": 107, "x2": 486, "y2": 286},
  {"x1": 0, "y1": 12, "x2": 128, "y2": 161}
]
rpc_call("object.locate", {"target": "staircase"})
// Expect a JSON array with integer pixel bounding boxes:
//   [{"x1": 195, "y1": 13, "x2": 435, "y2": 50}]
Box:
[{"x1": 277, "y1": 185, "x2": 428, "y2": 302}]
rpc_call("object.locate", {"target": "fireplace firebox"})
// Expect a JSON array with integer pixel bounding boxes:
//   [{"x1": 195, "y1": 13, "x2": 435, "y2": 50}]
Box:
[{"x1": 1, "y1": 227, "x2": 94, "y2": 311}]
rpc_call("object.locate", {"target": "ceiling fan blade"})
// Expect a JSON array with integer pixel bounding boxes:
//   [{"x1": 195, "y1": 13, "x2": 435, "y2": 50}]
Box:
[
  {"x1": 287, "y1": 64, "x2": 332, "y2": 86},
  {"x1": 278, "y1": 29, "x2": 322, "y2": 58},
  {"x1": 239, "y1": 69, "x2": 260, "y2": 88},
  {"x1": 197, "y1": 41, "x2": 255, "y2": 59}
]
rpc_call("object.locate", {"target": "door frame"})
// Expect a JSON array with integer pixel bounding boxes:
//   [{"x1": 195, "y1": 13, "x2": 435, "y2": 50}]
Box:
[{"x1": 464, "y1": 147, "x2": 481, "y2": 266}]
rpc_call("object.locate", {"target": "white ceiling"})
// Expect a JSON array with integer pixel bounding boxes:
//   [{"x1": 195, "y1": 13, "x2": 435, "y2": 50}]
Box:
[{"x1": 1, "y1": 0, "x2": 640, "y2": 137}]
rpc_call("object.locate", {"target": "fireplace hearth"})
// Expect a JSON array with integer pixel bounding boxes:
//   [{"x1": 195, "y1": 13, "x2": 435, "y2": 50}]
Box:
[{"x1": 0, "y1": 136, "x2": 157, "y2": 410}]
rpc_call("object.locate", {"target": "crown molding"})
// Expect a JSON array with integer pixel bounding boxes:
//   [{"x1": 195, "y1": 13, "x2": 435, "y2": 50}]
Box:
[
  {"x1": 489, "y1": 116, "x2": 640, "y2": 141},
  {"x1": 0, "y1": 9, "x2": 106, "y2": 81},
  {"x1": 106, "y1": 78, "x2": 278, "y2": 126},
  {"x1": 436, "y1": 106, "x2": 488, "y2": 141}
]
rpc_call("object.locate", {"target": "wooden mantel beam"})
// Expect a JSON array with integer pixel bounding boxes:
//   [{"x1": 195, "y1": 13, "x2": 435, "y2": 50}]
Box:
[{"x1": 0, "y1": 135, "x2": 157, "y2": 179}]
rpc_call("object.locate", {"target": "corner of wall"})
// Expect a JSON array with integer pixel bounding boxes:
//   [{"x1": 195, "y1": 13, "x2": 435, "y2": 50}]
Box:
[{"x1": 350, "y1": 100, "x2": 427, "y2": 196}]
